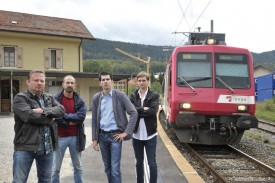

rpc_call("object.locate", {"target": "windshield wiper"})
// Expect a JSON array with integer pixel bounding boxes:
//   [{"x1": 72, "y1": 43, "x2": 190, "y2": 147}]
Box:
[
  {"x1": 178, "y1": 76, "x2": 196, "y2": 92},
  {"x1": 186, "y1": 77, "x2": 211, "y2": 83},
  {"x1": 216, "y1": 76, "x2": 235, "y2": 93}
]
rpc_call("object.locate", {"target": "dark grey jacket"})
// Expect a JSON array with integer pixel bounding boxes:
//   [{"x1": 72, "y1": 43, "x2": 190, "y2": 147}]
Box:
[
  {"x1": 13, "y1": 90, "x2": 65, "y2": 151},
  {"x1": 91, "y1": 89, "x2": 138, "y2": 141}
]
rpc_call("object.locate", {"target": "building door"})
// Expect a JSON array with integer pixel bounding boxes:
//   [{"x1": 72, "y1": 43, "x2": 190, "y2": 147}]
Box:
[
  {"x1": 89, "y1": 87, "x2": 101, "y2": 110},
  {"x1": 0, "y1": 80, "x2": 19, "y2": 112}
]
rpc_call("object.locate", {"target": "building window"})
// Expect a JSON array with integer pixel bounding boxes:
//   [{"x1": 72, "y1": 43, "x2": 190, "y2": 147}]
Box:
[
  {"x1": 4, "y1": 47, "x2": 15, "y2": 67},
  {"x1": 44, "y1": 48, "x2": 63, "y2": 69},
  {"x1": 51, "y1": 50, "x2": 56, "y2": 68}
]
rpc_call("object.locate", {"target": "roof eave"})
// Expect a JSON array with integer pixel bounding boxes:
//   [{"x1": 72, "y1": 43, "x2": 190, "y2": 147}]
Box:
[{"x1": 0, "y1": 29, "x2": 96, "y2": 40}]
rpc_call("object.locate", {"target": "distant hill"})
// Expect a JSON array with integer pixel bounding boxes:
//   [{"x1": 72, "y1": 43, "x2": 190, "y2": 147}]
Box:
[
  {"x1": 83, "y1": 38, "x2": 275, "y2": 70},
  {"x1": 251, "y1": 51, "x2": 275, "y2": 70},
  {"x1": 83, "y1": 39, "x2": 174, "y2": 62}
]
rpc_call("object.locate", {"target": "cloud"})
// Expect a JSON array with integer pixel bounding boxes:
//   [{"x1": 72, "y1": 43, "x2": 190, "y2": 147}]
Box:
[{"x1": 1, "y1": 0, "x2": 275, "y2": 53}]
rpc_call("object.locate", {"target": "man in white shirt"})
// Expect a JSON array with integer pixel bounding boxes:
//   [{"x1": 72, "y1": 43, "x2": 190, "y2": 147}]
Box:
[{"x1": 129, "y1": 71, "x2": 160, "y2": 183}]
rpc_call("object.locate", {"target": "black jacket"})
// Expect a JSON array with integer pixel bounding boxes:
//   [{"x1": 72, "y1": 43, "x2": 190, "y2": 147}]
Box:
[
  {"x1": 13, "y1": 90, "x2": 65, "y2": 151},
  {"x1": 54, "y1": 91, "x2": 87, "y2": 152},
  {"x1": 129, "y1": 88, "x2": 159, "y2": 137}
]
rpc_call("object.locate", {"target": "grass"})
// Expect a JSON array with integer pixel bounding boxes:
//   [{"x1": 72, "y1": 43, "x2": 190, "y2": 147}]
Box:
[
  {"x1": 255, "y1": 98, "x2": 275, "y2": 122},
  {"x1": 244, "y1": 98, "x2": 275, "y2": 147},
  {"x1": 244, "y1": 131, "x2": 262, "y2": 141}
]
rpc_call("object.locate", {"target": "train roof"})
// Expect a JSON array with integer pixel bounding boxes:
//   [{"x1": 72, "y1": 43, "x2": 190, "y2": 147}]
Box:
[{"x1": 187, "y1": 32, "x2": 226, "y2": 45}]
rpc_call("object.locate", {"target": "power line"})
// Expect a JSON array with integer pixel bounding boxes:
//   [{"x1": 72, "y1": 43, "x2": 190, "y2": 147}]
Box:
[
  {"x1": 175, "y1": 0, "x2": 192, "y2": 32},
  {"x1": 189, "y1": 0, "x2": 213, "y2": 32},
  {"x1": 172, "y1": 0, "x2": 213, "y2": 46}
]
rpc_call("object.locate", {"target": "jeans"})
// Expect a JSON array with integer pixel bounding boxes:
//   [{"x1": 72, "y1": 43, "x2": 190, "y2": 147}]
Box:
[
  {"x1": 12, "y1": 150, "x2": 53, "y2": 183},
  {"x1": 132, "y1": 136, "x2": 158, "y2": 183},
  {"x1": 99, "y1": 132, "x2": 122, "y2": 183},
  {"x1": 51, "y1": 136, "x2": 83, "y2": 183}
]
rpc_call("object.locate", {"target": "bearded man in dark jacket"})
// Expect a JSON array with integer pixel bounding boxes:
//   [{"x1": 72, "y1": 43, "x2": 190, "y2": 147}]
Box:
[{"x1": 51, "y1": 75, "x2": 86, "y2": 183}]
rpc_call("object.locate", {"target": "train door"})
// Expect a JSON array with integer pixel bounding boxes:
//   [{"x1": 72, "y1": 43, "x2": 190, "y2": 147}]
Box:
[{"x1": 162, "y1": 64, "x2": 171, "y2": 118}]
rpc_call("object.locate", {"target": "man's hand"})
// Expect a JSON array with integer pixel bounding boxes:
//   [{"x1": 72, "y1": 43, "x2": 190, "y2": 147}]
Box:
[
  {"x1": 92, "y1": 140, "x2": 99, "y2": 151},
  {"x1": 32, "y1": 108, "x2": 44, "y2": 114},
  {"x1": 113, "y1": 132, "x2": 127, "y2": 142},
  {"x1": 144, "y1": 107, "x2": 149, "y2": 110}
]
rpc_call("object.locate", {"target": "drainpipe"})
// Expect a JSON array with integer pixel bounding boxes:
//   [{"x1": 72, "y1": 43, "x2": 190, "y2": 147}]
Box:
[{"x1": 78, "y1": 39, "x2": 83, "y2": 72}]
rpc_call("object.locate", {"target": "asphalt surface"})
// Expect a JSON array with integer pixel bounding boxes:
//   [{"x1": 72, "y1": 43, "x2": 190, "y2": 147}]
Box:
[{"x1": 0, "y1": 112, "x2": 188, "y2": 183}]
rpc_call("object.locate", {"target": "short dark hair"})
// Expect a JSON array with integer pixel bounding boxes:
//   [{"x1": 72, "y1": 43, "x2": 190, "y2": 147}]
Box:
[
  {"x1": 28, "y1": 70, "x2": 45, "y2": 80},
  {"x1": 99, "y1": 71, "x2": 112, "y2": 81}
]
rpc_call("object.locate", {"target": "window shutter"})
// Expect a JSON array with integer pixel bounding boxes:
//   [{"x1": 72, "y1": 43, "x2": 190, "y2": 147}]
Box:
[
  {"x1": 0, "y1": 46, "x2": 3, "y2": 67},
  {"x1": 15, "y1": 47, "x2": 23, "y2": 68},
  {"x1": 56, "y1": 49, "x2": 63, "y2": 69},
  {"x1": 44, "y1": 49, "x2": 50, "y2": 69}
]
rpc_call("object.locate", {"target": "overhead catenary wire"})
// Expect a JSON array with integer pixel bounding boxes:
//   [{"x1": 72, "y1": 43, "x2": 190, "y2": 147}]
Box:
[
  {"x1": 173, "y1": 0, "x2": 213, "y2": 46},
  {"x1": 175, "y1": 0, "x2": 192, "y2": 32},
  {"x1": 188, "y1": 0, "x2": 213, "y2": 32}
]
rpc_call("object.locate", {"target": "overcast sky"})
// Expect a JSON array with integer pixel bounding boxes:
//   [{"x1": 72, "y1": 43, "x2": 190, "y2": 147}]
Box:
[{"x1": 1, "y1": 0, "x2": 274, "y2": 53}]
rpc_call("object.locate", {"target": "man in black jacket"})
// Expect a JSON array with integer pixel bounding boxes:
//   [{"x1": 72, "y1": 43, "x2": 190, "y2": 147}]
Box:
[
  {"x1": 51, "y1": 75, "x2": 86, "y2": 183},
  {"x1": 12, "y1": 70, "x2": 65, "y2": 183},
  {"x1": 129, "y1": 71, "x2": 159, "y2": 183}
]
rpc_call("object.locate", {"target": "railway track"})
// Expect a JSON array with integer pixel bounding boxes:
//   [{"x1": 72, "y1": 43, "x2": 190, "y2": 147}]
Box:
[
  {"x1": 159, "y1": 112, "x2": 275, "y2": 182},
  {"x1": 185, "y1": 144, "x2": 275, "y2": 183},
  {"x1": 258, "y1": 120, "x2": 275, "y2": 135}
]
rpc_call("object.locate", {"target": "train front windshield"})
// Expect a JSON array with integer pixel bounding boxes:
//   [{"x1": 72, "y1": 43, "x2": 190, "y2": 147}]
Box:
[
  {"x1": 177, "y1": 53, "x2": 212, "y2": 88},
  {"x1": 215, "y1": 54, "x2": 250, "y2": 89},
  {"x1": 176, "y1": 52, "x2": 250, "y2": 89}
]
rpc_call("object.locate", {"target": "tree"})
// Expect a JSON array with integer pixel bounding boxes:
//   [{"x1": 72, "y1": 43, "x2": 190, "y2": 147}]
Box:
[{"x1": 150, "y1": 81, "x2": 162, "y2": 94}]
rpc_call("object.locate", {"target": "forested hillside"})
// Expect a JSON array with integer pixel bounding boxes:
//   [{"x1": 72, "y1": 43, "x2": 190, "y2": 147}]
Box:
[
  {"x1": 82, "y1": 38, "x2": 275, "y2": 74},
  {"x1": 252, "y1": 51, "x2": 275, "y2": 69},
  {"x1": 82, "y1": 39, "x2": 174, "y2": 74},
  {"x1": 83, "y1": 38, "x2": 174, "y2": 61}
]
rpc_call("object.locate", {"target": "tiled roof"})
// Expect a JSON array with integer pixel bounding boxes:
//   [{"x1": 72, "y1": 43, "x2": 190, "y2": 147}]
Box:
[{"x1": 0, "y1": 10, "x2": 95, "y2": 40}]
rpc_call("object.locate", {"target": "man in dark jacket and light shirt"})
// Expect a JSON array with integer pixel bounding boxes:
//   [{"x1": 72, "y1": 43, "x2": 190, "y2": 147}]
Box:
[{"x1": 12, "y1": 70, "x2": 65, "y2": 183}]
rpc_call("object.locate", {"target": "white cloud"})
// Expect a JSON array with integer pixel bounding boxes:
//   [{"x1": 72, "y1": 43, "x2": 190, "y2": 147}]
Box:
[{"x1": 1, "y1": 0, "x2": 275, "y2": 53}]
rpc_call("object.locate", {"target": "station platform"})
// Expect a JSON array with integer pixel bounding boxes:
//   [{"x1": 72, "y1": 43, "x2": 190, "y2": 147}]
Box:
[{"x1": 59, "y1": 112, "x2": 205, "y2": 183}]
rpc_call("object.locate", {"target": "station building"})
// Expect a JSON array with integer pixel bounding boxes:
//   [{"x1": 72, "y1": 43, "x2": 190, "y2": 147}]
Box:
[{"x1": 0, "y1": 10, "x2": 131, "y2": 113}]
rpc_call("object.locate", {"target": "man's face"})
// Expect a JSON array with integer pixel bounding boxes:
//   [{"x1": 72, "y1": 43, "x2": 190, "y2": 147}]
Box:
[
  {"x1": 62, "y1": 76, "x2": 76, "y2": 93},
  {"x1": 99, "y1": 75, "x2": 112, "y2": 91},
  {"x1": 137, "y1": 76, "x2": 149, "y2": 90},
  {"x1": 26, "y1": 72, "x2": 45, "y2": 95}
]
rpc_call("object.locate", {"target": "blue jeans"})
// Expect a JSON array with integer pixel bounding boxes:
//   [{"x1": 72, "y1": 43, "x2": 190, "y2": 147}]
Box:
[
  {"x1": 132, "y1": 136, "x2": 158, "y2": 183},
  {"x1": 51, "y1": 136, "x2": 83, "y2": 183},
  {"x1": 13, "y1": 150, "x2": 53, "y2": 183},
  {"x1": 99, "y1": 132, "x2": 122, "y2": 183}
]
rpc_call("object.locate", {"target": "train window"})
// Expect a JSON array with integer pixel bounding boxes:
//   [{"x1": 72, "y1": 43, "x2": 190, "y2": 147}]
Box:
[
  {"x1": 215, "y1": 54, "x2": 250, "y2": 89},
  {"x1": 176, "y1": 53, "x2": 212, "y2": 88}
]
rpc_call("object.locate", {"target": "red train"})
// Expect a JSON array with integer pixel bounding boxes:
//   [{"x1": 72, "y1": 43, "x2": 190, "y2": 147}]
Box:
[{"x1": 160, "y1": 32, "x2": 258, "y2": 145}]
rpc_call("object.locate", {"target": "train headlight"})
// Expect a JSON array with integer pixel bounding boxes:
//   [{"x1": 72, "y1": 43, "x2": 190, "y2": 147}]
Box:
[
  {"x1": 180, "y1": 103, "x2": 191, "y2": 109},
  {"x1": 207, "y1": 38, "x2": 215, "y2": 45},
  {"x1": 237, "y1": 105, "x2": 248, "y2": 112}
]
